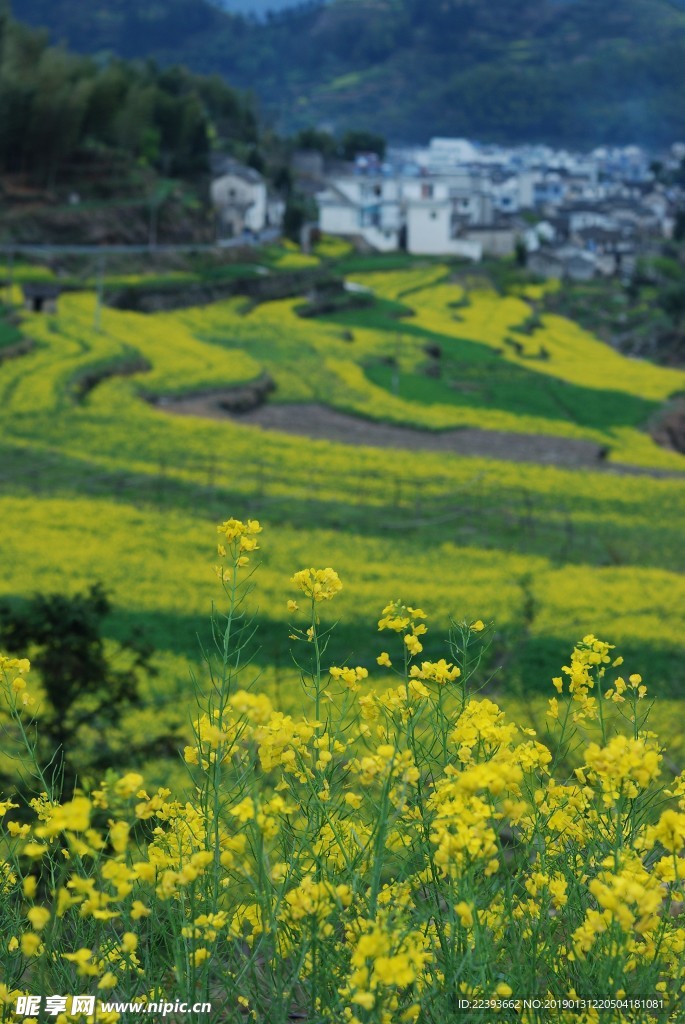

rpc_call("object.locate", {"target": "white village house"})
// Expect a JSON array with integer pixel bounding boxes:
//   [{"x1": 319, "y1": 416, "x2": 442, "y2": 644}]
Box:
[
  {"x1": 403, "y1": 174, "x2": 494, "y2": 258},
  {"x1": 316, "y1": 175, "x2": 403, "y2": 252},
  {"x1": 211, "y1": 158, "x2": 282, "y2": 238}
]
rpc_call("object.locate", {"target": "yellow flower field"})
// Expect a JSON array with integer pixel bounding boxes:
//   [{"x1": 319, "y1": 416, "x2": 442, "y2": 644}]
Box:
[
  {"x1": 0, "y1": 253, "x2": 684, "y2": 1019},
  {"x1": 1, "y1": 521, "x2": 684, "y2": 1023},
  {"x1": 0, "y1": 264, "x2": 682, "y2": 714}
]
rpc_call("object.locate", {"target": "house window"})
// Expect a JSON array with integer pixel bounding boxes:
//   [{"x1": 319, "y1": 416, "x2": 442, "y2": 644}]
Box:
[
  {"x1": 361, "y1": 207, "x2": 382, "y2": 228},
  {"x1": 422, "y1": 184, "x2": 434, "y2": 199}
]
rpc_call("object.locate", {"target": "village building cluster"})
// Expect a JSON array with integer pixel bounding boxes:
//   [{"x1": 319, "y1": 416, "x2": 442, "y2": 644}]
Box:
[{"x1": 210, "y1": 138, "x2": 685, "y2": 280}]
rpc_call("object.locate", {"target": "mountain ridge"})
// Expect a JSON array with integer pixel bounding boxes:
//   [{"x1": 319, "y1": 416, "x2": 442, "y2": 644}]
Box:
[
  {"x1": 212, "y1": 0, "x2": 324, "y2": 15},
  {"x1": 12, "y1": 0, "x2": 685, "y2": 146}
]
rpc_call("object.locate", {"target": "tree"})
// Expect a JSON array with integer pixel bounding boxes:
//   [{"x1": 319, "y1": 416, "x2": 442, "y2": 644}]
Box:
[
  {"x1": 340, "y1": 130, "x2": 386, "y2": 161},
  {"x1": 294, "y1": 127, "x2": 337, "y2": 157},
  {"x1": 675, "y1": 158, "x2": 685, "y2": 188},
  {"x1": 24, "y1": 46, "x2": 92, "y2": 185},
  {"x1": 283, "y1": 193, "x2": 307, "y2": 242},
  {"x1": 662, "y1": 283, "x2": 685, "y2": 327},
  {"x1": 515, "y1": 238, "x2": 528, "y2": 267},
  {"x1": 0, "y1": 12, "x2": 255, "y2": 184},
  {"x1": 673, "y1": 209, "x2": 685, "y2": 243}
]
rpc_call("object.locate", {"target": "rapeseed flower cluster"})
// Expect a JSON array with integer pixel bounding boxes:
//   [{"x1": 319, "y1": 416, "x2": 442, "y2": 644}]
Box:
[
  {"x1": 291, "y1": 566, "x2": 343, "y2": 602},
  {"x1": 0, "y1": 519, "x2": 683, "y2": 1024},
  {"x1": 215, "y1": 516, "x2": 262, "y2": 575},
  {"x1": 0, "y1": 654, "x2": 34, "y2": 710}
]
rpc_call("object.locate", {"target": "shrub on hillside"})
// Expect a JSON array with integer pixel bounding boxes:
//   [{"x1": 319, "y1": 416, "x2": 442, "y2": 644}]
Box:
[{"x1": 0, "y1": 586, "x2": 164, "y2": 793}]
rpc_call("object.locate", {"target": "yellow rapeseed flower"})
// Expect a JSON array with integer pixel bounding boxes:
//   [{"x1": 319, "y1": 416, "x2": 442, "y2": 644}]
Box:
[
  {"x1": 291, "y1": 567, "x2": 342, "y2": 602},
  {"x1": 26, "y1": 907, "x2": 50, "y2": 931},
  {"x1": 20, "y1": 933, "x2": 42, "y2": 956}
]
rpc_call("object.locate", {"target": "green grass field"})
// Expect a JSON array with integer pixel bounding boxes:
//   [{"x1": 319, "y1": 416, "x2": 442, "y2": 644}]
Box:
[{"x1": 0, "y1": 305, "x2": 20, "y2": 351}]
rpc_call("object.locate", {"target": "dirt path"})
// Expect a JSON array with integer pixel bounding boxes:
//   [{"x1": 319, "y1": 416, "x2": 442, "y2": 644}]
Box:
[
  {"x1": 233, "y1": 402, "x2": 607, "y2": 466},
  {"x1": 154, "y1": 394, "x2": 685, "y2": 477}
]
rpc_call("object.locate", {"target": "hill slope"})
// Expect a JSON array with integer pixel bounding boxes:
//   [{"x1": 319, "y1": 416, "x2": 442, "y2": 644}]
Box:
[{"x1": 13, "y1": 0, "x2": 685, "y2": 145}]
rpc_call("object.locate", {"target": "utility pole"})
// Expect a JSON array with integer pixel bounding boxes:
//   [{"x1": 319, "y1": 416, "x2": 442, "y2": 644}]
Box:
[
  {"x1": 149, "y1": 199, "x2": 158, "y2": 249},
  {"x1": 5, "y1": 249, "x2": 14, "y2": 308},
  {"x1": 149, "y1": 182, "x2": 171, "y2": 248},
  {"x1": 392, "y1": 333, "x2": 401, "y2": 396},
  {"x1": 93, "y1": 253, "x2": 105, "y2": 333}
]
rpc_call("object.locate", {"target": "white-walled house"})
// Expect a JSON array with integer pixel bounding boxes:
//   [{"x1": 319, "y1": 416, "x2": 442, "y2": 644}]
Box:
[
  {"x1": 517, "y1": 171, "x2": 538, "y2": 209},
  {"x1": 317, "y1": 176, "x2": 401, "y2": 251},
  {"x1": 402, "y1": 171, "x2": 516, "y2": 256},
  {"x1": 401, "y1": 175, "x2": 494, "y2": 225},
  {"x1": 460, "y1": 224, "x2": 517, "y2": 258},
  {"x1": 426, "y1": 137, "x2": 478, "y2": 173},
  {"x1": 267, "y1": 194, "x2": 286, "y2": 230},
  {"x1": 524, "y1": 219, "x2": 557, "y2": 252},
  {"x1": 492, "y1": 177, "x2": 521, "y2": 215},
  {"x1": 533, "y1": 173, "x2": 567, "y2": 208},
  {"x1": 566, "y1": 206, "x2": 613, "y2": 233},
  {"x1": 405, "y1": 200, "x2": 482, "y2": 259},
  {"x1": 211, "y1": 160, "x2": 269, "y2": 237}
]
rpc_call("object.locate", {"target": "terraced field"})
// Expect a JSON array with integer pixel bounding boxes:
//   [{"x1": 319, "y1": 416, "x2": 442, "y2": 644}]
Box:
[{"x1": 0, "y1": 254, "x2": 684, "y2": 776}]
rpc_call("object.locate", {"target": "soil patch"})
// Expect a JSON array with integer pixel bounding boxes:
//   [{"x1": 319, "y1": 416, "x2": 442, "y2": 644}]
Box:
[
  {"x1": 0, "y1": 338, "x2": 35, "y2": 364},
  {"x1": 154, "y1": 396, "x2": 681, "y2": 473},
  {"x1": 652, "y1": 398, "x2": 685, "y2": 455},
  {"x1": 226, "y1": 404, "x2": 607, "y2": 467},
  {"x1": 148, "y1": 373, "x2": 275, "y2": 416},
  {"x1": 108, "y1": 269, "x2": 335, "y2": 314},
  {"x1": 74, "y1": 355, "x2": 152, "y2": 402}
]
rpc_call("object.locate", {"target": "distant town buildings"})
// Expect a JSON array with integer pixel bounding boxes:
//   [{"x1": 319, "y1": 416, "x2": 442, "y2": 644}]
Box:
[
  {"x1": 306, "y1": 138, "x2": 685, "y2": 278},
  {"x1": 207, "y1": 141, "x2": 684, "y2": 277}
]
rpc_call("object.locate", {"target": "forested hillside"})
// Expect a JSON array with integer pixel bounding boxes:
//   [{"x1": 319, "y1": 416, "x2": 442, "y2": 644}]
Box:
[
  {"x1": 0, "y1": 9, "x2": 258, "y2": 188},
  {"x1": 14, "y1": 0, "x2": 685, "y2": 145}
]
